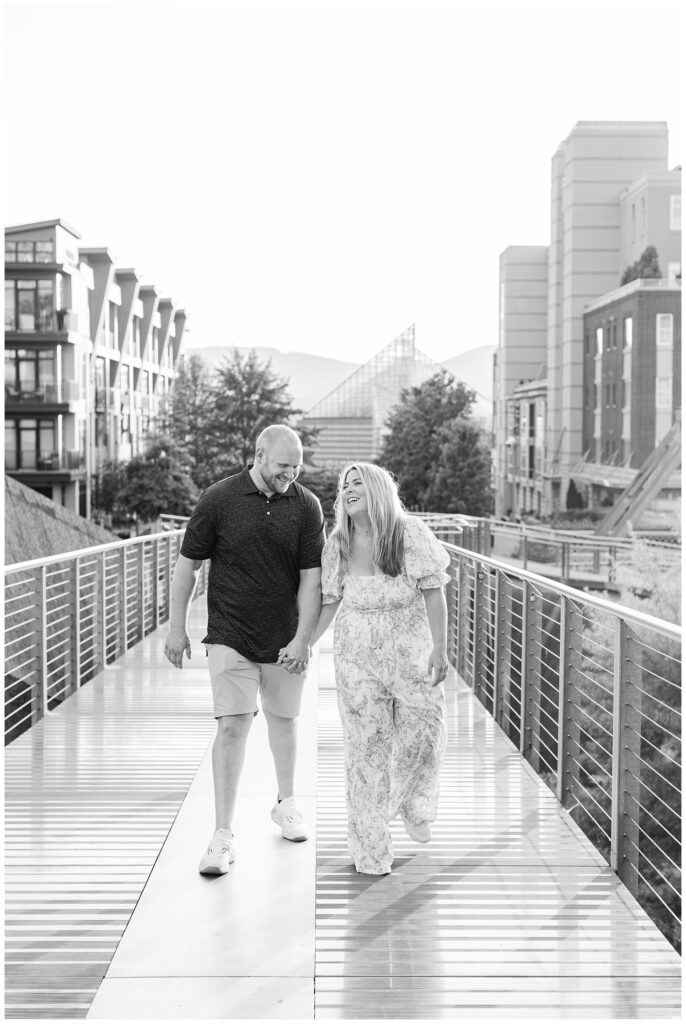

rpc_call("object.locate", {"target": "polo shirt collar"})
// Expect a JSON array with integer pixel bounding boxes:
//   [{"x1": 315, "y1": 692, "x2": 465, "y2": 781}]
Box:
[{"x1": 242, "y1": 465, "x2": 295, "y2": 498}]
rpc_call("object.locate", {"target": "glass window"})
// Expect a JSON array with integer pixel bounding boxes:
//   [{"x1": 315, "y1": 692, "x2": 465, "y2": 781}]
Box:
[
  {"x1": 17, "y1": 241, "x2": 34, "y2": 263},
  {"x1": 623, "y1": 317, "x2": 633, "y2": 349},
  {"x1": 656, "y1": 314, "x2": 674, "y2": 347},
  {"x1": 5, "y1": 282, "x2": 16, "y2": 330},
  {"x1": 37, "y1": 281, "x2": 54, "y2": 330},
  {"x1": 656, "y1": 379, "x2": 672, "y2": 409},
  {"x1": 596, "y1": 327, "x2": 603, "y2": 356},
  {"x1": 670, "y1": 194, "x2": 681, "y2": 231},
  {"x1": 5, "y1": 241, "x2": 17, "y2": 262},
  {"x1": 35, "y1": 241, "x2": 54, "y2": 263},
  {"x1": 17, "y1": 280, "x2": 37, "y2": 331}
]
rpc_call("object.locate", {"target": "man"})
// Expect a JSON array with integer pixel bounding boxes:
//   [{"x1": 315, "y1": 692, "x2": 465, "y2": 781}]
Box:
[{"x1": 164, "y1": 424, "x2": 324, "y2": 875}]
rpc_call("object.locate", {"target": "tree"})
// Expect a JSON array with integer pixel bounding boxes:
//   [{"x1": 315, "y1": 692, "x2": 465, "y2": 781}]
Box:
[
  {"x1": 161, "y1": 355, "x2": 222, "y2": 491},
  {"x1": 378, "y1": 371, "x2": 477, "y2": 510},
  {"x1": 566, "y1": 479, "x2": 585, "y2": 510},
  {"x1": 620, "y1": 244, "x2": 662, "y2": 286},
  {"x1": 424, "y1": 417, "x2": 493, "y2": 515},
  {"x1": 208, "y1": 350, "x2": 319, "y2": 479},
  {"x1": 97, "y1": 435, "x2": 199, "y2": 524}
]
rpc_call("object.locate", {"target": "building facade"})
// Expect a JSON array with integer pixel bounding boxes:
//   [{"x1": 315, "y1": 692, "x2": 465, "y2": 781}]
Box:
[
  {"x1": 492, "y1": 246, "x2": 548, "y2": 517},
  {"x1": 494, "y1": 121, "x2": 681, "y2": 520},
  {"x1": 502, "y1": 379, "x2": 547, "y2": 518},
  {"x1": 5, "y1": 219, "x2": 188, "y2": 517},
  {"x1": 575, "y1": 279, "x2": 681, "y2": 508}
]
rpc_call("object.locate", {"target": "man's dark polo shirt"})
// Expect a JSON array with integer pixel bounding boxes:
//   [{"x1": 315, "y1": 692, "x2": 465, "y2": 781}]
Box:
[{"x1": 180, "y1": 467, "x2": 325, "y2": 664}]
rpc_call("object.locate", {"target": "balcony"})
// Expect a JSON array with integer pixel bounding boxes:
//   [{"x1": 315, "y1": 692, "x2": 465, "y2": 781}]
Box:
[
  {"x1": 4, "y1": 310, "x2": 79, "y2": 334},
  {"x1": 5, "y1": 448, "x2": 85, "y2": 473},
  {"x1": 4, "y1": 379, "x2": 80, "y2": 405}
]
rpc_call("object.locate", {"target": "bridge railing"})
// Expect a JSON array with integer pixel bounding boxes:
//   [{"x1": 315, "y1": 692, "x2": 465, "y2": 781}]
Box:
[
  {"x1": 440, "y1": 536, "x2": 681, "y2": 952},
  {"x1": 4, "y1": 529, "x2": 208, "y2": 745},
  {"x1": 422, "y1": 513, "x2": 680, "y2": 581}
]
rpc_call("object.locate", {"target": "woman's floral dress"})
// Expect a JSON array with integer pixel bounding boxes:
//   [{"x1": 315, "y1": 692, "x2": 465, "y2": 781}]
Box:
[{"x1": 321, "y1": 515, "x2": 451, "y2": 874}]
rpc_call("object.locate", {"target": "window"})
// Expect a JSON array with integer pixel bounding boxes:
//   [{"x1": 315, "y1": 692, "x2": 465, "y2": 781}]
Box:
[
  {"x1": 596, "y1": 327, "x2": 603, "y2": 356},
  {"x1": 6, "y1": 279, "x2": 55, "y2": 331},
  {"x1": 656, "y1": 379, "x2": 672, "y2": 409},
  {"x1": 611, "y1": 383, "x2": 617, "y2": 406},
  {"x1": 4, "y1": 239, "x2": 54, "y2": 263},
  {"x1": 5, "y1": 349, "x2": 56, "y2": 398},
  {"x1": 656, "y1": 314, "x2": 674, "y2": 347},
  {"x1": 671, "y1": 194, "x2": 681, "y2": 231},
  {"x1": 623, "y1": 317, "x2": 633, "y2": 350},
  {"x1": 5, "y1": 417, "x2": 56, "y2": 470}
]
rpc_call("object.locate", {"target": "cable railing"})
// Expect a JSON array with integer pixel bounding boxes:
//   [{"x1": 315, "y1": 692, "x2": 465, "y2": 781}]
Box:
[
  {"x1": 422, "y1": 513, "x2": 681, "y2": 582},
  {"x1": 440, "y1": 537, "x2": 681, "y2": 953},
  {"x1": 4, "y1": 529, "x2": 208, "y2": 745},
  {"x1": 4, "y1": 516, "x2": 681, "y2": 951}
]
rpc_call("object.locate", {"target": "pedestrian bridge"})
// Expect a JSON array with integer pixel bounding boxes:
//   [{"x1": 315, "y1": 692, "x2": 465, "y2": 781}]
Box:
[{"x1": 4, "y1": 521, "x2": 682, "y2": 1018}]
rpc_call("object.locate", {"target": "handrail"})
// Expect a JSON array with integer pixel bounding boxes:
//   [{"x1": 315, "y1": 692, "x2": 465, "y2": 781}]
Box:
[
  {"x1": 442, "y1": 539, "x2": 681, "y2": 952},
  {"x1": 442, "y1": 541, "x2": 681, "y2": 641},
  {"x1": 4, "y1": 527, "x2": 186, "y2": 574}
]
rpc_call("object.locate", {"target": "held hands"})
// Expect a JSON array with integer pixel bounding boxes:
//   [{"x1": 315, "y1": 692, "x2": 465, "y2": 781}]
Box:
[
  {"x1": 276, "y1": 638, "x2": 311, "y2": 675},
  {"x1": 164, "y1": 629, "x2": 191, "y2": 669},
  {"x1": 427, "y1": 646, "x2": 449, "y2": 686}
]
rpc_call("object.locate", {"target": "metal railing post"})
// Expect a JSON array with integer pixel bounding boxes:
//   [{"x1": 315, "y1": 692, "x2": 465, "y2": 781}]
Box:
[
  {"x1": 138, "y1": 542, "x2": 145, "y2": 639},
  {"x1": 73, "y1": 558, "x2": 81, "y2": 690},
  {"x1": 39, "y1": 565, "x2": 49, "y2": 717},
  {"x1": 519, "y1": 580, "x2": 531, "y2": 756},
  {"x1": 556, "y1": 598, "x2": 583, "y2": 809},
  {"x1": 100, "y1": 550, "x2": 109, "y2": 669},
  {"x1": 473, "y1": 564, "x2": 486, "y2": 707},
  {"x1": 610, "y1": 618, "x2": 641, "y2": 897},
  {"x1": 153, "y1": 538, "x2": 160, "y2": 631},
  {"x1": 493, "y1": 571, "x2": 504, "y2": 729},
  {"x1": 121, "y1": 547, "x2": 129, "y2": 650}
]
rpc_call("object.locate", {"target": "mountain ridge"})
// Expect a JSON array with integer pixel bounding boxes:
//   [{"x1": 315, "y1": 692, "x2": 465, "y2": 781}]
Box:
[{"x1": 183, "y1": 344, "x2": 496, "y2": 418}]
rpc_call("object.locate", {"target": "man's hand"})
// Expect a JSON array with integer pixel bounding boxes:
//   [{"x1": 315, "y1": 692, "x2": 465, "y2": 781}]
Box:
[
  {"x1": 427, "y1": 646, "x2": 449, "y2": 686},
  {"x1": 276, "y1": 638, "x2": 311, "y2": 674},
  {"x1": 165, "y1": 629, "x2": 191, "y2": 669}
]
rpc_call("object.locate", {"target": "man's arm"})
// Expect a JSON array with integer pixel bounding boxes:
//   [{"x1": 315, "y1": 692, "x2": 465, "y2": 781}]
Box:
[
  {"x1": 278, "y1": 566, "x2": 322, "y2": 673},
  {"x1": 164, "y1": 554, "x2": 204, "y2": 669}
]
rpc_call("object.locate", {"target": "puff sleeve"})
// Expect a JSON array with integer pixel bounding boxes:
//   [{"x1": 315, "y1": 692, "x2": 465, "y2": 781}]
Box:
[
  {"x1": 321, "y1": 535, "x2": 346, "y2": 604},
  {"x1": 403, "y1": 516, "x2": 451, "y2": 589}
]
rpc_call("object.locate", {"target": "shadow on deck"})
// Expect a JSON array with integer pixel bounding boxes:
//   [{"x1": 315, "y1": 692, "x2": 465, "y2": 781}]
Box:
[{"x1": 5, "y1": 598, "x2": 681, "y2": 1019}]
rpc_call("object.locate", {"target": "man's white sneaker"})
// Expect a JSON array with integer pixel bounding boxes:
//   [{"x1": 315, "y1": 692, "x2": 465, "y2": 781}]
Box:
[
  {"x1": 198, "y1": 831, "x2": 235, "y2": 874},
  {"x1": 401, "y1": 816, "x2": 432, "y2": 844},
  {"x1": 271, "y1": 797, "x2": 308, "y2": 842}
]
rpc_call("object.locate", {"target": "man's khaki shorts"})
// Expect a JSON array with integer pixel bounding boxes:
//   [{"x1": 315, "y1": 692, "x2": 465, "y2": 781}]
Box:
[{"x1": 205, "y1": 644, "x2": 306, "y2": 719}]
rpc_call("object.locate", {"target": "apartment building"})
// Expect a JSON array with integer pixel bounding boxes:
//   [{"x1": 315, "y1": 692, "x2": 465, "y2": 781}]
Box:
[
  {"x1": 576, "y1": 279, "x2": 681, "y2": 508},
  {"x1": 494, "y1": 121, "x2": 681, "y2": 520},
  {"x1": 492, "y1": 246, "x2": 548, "y2": 517},
  {"x1": 5, "y1": 219, "x2": 188, "y2": 517}
]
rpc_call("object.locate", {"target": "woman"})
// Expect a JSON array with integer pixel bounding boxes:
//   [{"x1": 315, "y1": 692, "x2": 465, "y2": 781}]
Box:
[{"x1": 310, "y1": 462, "x2": 451, "y2": 875}]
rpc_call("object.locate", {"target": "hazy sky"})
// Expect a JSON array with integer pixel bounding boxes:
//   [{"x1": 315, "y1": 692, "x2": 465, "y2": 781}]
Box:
[{"x1": 4, "y1": 0, "x2": 683, "y2": 364}]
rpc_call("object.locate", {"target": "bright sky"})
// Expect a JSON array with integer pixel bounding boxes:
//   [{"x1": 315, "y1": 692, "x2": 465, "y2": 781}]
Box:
[{"x1": 4, "y1": 0, "x2": 683, "y2": 364}]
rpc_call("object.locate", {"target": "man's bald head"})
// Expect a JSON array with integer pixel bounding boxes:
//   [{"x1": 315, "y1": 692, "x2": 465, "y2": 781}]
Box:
[
  {"x1": 252, "y1": 424, "x2": 303, "y2": 496},
  {"x1": 255, "y1": 424, "x2": 302, "y2": 456}
]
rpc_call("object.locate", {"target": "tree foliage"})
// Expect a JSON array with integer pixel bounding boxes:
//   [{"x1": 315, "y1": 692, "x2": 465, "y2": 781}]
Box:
[
  {"x1": 620, "y1": 244, "x2": 662, "y2": 286},
  {"x1": 97, "y1": 434, "x2": 199, "y2": 523},
  {"x1": 424, "y1": 417, "x2": 493, "y2": 515},
  {"x1": 378, "y1": 371, "x2": 490, "y2": 512},
  {"x1": 159, "y1": 355, "x2": 220, "y2": 491}
]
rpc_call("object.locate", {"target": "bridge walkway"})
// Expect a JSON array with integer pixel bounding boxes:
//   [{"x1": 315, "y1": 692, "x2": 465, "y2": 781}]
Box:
[{"x1": 5, "y1": 598, "x2": 681, "y2": 1019}]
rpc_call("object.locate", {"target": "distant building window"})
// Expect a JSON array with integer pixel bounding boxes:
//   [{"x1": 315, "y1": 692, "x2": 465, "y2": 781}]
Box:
[
  {"x1": 5, "y1": 417, "x2": 55, "y2": 470},
  {"x1": 656, "y1": 314, "x2": 674, "y2": 347},
  {"x1": 4, "y1": 239, "x2": 54, "y2": 263},
  {"x1": 596, "y1": 327, "x2": 603, "y2": 356},
  {"x1": 656, "y1": 378, "x2": 672, "y2": 409},
  {"x1": 670, "y1": 194, "x2": 681, "y2": 231},
  {"x1": 5, "y1": 279, "x2": 55, "y2": 332},
  {"x1": 623, "y1": 317, "x2": 633, "y2": 349}
]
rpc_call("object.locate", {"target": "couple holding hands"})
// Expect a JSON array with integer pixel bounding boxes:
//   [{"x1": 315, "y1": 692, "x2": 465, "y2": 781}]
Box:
[{"x1": 164, "y1": 424, "x2": 450, "y2": 877}]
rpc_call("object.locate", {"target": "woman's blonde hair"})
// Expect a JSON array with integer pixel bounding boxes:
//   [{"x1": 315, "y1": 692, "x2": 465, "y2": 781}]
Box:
[{"x1": 330, "y1": 462, "x2": 406, "y2": 576}]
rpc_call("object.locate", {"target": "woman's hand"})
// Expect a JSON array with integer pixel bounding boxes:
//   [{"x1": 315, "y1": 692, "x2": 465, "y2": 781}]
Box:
[{"x1": 427, "y1": 646, "x2": 449, "y2": 685}]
